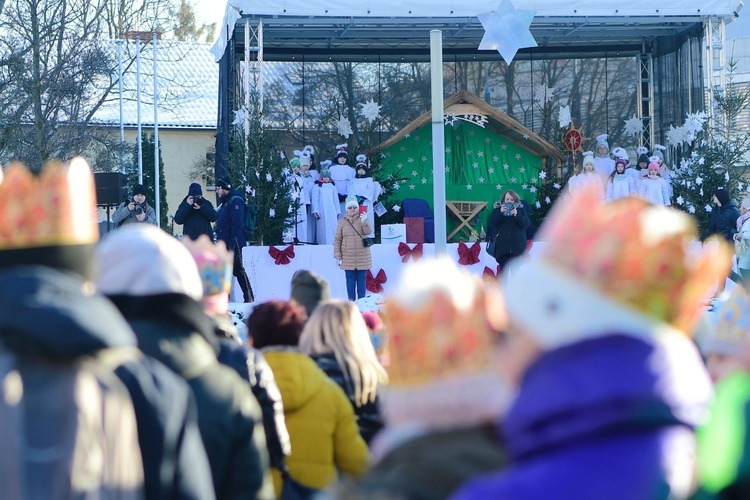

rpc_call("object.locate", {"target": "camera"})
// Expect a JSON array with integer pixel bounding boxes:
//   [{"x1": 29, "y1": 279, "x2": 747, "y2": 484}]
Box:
[
  {"x1": 502, "y1": 202, "x2": 520, "y2": 215},
  {"x1": 134, "y1": 202, "x2": 144, "y2": 215},
  {"x1": 192, "y1": 195, "x2": 202, "y2": 206}
]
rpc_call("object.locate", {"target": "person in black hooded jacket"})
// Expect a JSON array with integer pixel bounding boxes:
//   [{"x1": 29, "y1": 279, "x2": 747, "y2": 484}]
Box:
[
  {"x1": 0, "y1": 159, "x2": 214, "y2": 500},
  {"x1": 174, "y1": 183, "x2": 218, "y2": 240},
  {"x1": 96, "y1": 224, "x2": 274, "y2": 500},
  {"x1": 703, "y1": 188, "x2": 741, "y2": 244},
  {"x1": 488, "y1": 189, "x2": 530, "y2": 270}
]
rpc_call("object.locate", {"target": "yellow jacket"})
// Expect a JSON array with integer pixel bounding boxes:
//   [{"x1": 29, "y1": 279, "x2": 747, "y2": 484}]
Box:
[{"x1": 263, "y1": 349, "x2": 369, "y2": 494}]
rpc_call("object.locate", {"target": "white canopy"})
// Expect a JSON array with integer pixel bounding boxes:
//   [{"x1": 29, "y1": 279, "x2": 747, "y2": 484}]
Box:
[{"x1": 212, "y1": 0, "x2": 744, "y2": 61}]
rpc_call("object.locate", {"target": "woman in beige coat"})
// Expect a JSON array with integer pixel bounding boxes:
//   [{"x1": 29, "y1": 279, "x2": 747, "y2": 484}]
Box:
[{"x1": 334, "y1": 196, "x2": 373, "y2": 300}]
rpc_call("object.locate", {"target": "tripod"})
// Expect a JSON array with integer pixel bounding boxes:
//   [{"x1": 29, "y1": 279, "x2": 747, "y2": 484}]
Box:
[{"x1": 291, "y1": 174, "x2": 314, "y2": 245}]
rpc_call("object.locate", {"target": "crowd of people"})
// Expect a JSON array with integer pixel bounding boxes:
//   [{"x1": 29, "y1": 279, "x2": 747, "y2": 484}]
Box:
[{"x1": 5, "y1": 156, "x2": 750, "y2": 500}]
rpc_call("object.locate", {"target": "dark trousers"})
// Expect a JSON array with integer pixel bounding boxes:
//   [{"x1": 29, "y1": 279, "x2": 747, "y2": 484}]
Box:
[
  {"x1": 496, "y1": 252, "x2": 522, "y2": 272},
  {"x1": 233, "y1": 245, "x2": 253, "y2": 302},
  {"x1": 345, "y1": 270, "x2": 367, "y2": 301}
]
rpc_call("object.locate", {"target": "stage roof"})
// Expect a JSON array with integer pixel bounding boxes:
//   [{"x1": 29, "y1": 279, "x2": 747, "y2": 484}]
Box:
[{"x1": 211, "y1": 0, "x2": 745, "y2": 62}]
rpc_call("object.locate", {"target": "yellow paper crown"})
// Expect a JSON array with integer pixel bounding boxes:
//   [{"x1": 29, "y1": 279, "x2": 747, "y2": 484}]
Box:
[
  {"x1": 708, "y1": 286, "x2": 750, "y2": 353},
  {"x1": 537, "y1": 185, "x2": 731, "y2": 333},
  {"x1": 182, "y1": 235, "x2": 234, "y2": 297},
  {"x1": 383, "y1": 259, "x2": 501, "y2": 386},
  {"x1": 0, "y1": 158, "x2": 99, "y2": 250}
]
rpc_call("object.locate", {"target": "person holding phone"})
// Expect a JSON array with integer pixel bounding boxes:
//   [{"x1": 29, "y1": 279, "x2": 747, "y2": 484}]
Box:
[
  {"x1": 488, "y1": 189, "x2": 530, "y2": 271},
  {"x1": 334, "y1": 196, "x2": 373, "y2": 301},
  {"x1": 174, "y1": 182, "x2": 218, "y2": 240}
]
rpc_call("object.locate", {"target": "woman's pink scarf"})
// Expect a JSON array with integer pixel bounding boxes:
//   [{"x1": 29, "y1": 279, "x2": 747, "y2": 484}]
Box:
[{"x1": 738, "y1": 211, "x2": 750, "y2": 232}]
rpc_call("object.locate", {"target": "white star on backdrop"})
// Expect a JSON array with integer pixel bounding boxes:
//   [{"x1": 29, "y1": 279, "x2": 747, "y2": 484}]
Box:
[
  {"x1": 488, "y1": 168, "x2": 495, "y2": 174},
  {"x1": 411, "y1": 170, "x2": 418, "y2": 177},
  {"x1": 409, "y1": 184, "x2": 416, "y2": 190},
  {"x1": 421, "y1": 178, "x2": 428, "y2": 184},
  {"x1": 466, "y1": 184, "x2": 473, "y2": 190},
  {"x1": 478, "y1": 0, "x2": 537, "y2": 65},
  {"x1": 496, "y1": 184, "x2": 503, "y2": 190},
  {"x1": 515, "y1": 153, "x2": 522, "y2": 160},
  {"x1": 479, "y1": 177, "x2": 486, "y2": 183}
]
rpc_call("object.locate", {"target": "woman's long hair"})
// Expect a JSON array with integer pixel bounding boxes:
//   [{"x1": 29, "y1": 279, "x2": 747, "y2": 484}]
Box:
[
  {"x1": 299, "y1": 300, "x2": 388, "y2": 406},
  {"x1": 500, "y1": 189, "x2": 521, "y2": 204}
]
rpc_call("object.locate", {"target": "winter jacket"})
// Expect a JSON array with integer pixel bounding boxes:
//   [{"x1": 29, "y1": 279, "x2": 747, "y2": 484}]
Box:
[
  {"x1": 703, "y1": 200, "x2": 741, "y2": 244},
  {"x1": 355, "y1": 425, "x2": 507, "y2": 500},
  {"x1": 174, "y1": 196, "x2": 218, "y2": 240},
  {"x1": 488, "y1": 202, "x2": 529, "y2": 261},
  {"x1": 262, "y1": 349, "x2": 369, "y2": 494},
  {"x1": 334, "y1": 214, "x2": 373, "y2": 271},
  {"x1": 107, "y1": 293, "x2": 273, "y2": 500},
  {"x1": 217, "y1": 339, "x2": 291, "y2": 470},
  {"x1": 454, "y1": 333, "x2": 712, "y2": 500},
  {"x1": 0, "y1": 266, "x2": 215, "y2": 500},
  {"x1": 310, "y1": 352, "x2": 384, "y2": 444},
  {"x1": 216, "y1": 190, "x2": 246, "y2": 249},
  {"x1": 112, "y1": 200, "x2": 158, "y2": 226}
]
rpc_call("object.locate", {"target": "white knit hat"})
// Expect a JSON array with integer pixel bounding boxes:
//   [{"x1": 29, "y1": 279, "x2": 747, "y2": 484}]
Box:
[{"x1": 95, "y1": 225, "x2": 203, "y2": 301}]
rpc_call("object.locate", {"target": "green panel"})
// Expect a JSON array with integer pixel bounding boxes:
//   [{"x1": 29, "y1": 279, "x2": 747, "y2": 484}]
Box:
[{"x1": 381, "y1": 119, "x2": 543, "y2": 236}]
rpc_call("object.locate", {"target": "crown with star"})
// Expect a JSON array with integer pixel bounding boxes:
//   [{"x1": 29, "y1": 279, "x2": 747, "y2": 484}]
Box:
[
  {"x1": 182, "y1": 235, "x2": 234, "y2": 297},
  {"x1": 536, "y1": 184, "x2": 731, "y2": 333},
  {"x1": 0, "y1": 158, "x2": 99, "y2": 251}
]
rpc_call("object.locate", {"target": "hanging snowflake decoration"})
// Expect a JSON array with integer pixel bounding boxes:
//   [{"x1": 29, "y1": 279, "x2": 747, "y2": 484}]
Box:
[
  {"x1": 266, "y1": 173, "x2": 273, "y2": 182},
  {"x1": 688, "y1": 205, "x2": 696, "y2": 214},
  {"x1": 539, "y1": 171, "x2": 547, "y2": 179},
  {"x1": 393, "y1": 204, "x2": 401, "y2": 213},
  {"x1": 359, "y1": 99, "x2": 382, "y2": 123},
  {"x1": 335, "y1": 117, "x2": 353, "y2": 138},
  {"x1": 553, "y1": 183, "x2": 561, "y2": 190},
  {"x1": 269, "y1": 208, "x2": 276, "y2": 217},
  {"x1": 559, "y1": 105, "x2": 571, "y2": 128},
  {"x1": 666, "y1": 125, "x2": 687, "y2": 147},
  {"x1": 231, "y1": 107, "x2": 246, "y2": 126},
  {"x1": 545, "y1": 196, "x2": 551, "y2": 204},
  {"x1": 676, "y1": 195, "x2": 684, "y2": 205},
  {"x1": 696, "y1": 176, "x2": 703, "y2": 186},
  {"x1": 683, "y1": 111, "x2": 707, "y2": 136},
  {"x1": 535, "y1": 201, "x2": 542, "y2": 208},
  {"x1": 705, "y1": 205, "x2": 713, "y2": 213},
  {"x1": 623, "y1": 116, "x2": 644, "y2": 137}
]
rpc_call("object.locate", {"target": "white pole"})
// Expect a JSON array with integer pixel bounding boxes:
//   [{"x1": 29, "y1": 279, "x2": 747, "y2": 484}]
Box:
[
  {"x1": 117, "y1": 40, "x2": 124, "y2": 171},
  {"x1": 153, "y1": 33, "x2": 160, "y2": 228},
  {"x1": 136, "y1": 37, "x2": 143, "y2": 184},
  {"x1": 430, "y1": 30, "x2": 447, "y2": 254}
]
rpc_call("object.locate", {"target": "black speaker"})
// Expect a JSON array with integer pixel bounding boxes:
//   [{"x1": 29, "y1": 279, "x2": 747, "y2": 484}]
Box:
[{"x1": 94, "y1": 172, "x2": 127, "y2": 206}]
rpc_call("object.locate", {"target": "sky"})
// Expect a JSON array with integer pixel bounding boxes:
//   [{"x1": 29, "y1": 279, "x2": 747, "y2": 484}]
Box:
[{"x1": 193, "y1": 0, "x2": 226, "y2": 41}]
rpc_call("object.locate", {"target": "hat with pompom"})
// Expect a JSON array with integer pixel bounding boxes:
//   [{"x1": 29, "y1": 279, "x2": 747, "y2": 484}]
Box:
[
  {"x1": 345, "y1": 195, "x2": 360, "y2": 209},
  {"x1": 595, "y1": 134, "x2": 610, "y2": 157},
  {"x1": 648, "y1": 162, "x2": 661, "y2": 173},
  {"x1": 335, "y1": 143, "x2": 348, "y2": 160}
]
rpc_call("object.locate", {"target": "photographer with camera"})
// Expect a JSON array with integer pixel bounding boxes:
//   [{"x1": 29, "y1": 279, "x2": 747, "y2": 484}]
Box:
[
  {"x1": 488, "y1": 189, "x2": 530, "y2": 271},
  {"x1": 112, "y1": 183, "x2": 157, "y2": 227},
  {"x1": 174, "y1": 182, "x2": 218, "y2": 240}
]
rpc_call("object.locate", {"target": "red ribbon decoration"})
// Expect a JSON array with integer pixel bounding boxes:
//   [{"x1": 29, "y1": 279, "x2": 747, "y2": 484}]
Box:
[
  {"x1": 457, "y1": 242, "x2": 481, "y2": 266},
  {"x1": 268, "y1": 245, "x2": 295, "y2": 265},
  {"x1": 483, "y1": 265, "x2": 502, "y2": 279},
  {"x1": 366, "y1": 269, "x2": 388, "y2": 293},
  {"x1": 397, "y1": 242, "x2": 424, "y2": 263}
]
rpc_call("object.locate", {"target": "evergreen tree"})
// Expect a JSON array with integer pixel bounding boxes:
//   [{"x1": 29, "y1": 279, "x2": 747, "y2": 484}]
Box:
[
  {"x1": 671, "y1": 61, "x2": 750, "y2": 235},
  {"x1": 228, "y1": 89, "x2": 294, "y2": 246},
  {"x1": 126, "y1": 131, "x2": 169, "y2": 230}
]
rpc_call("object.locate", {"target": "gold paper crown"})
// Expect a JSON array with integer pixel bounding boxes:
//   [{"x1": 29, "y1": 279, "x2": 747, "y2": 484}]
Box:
[
  {"x1": 0, "y1": 158, "x2": 99, "y2": 250},
  {"x1": 537, "y1": 185, "x2": 732, "y2": 333},
  {"x1": 383, "y1": 260, "x2": 501, "y2": 386},
  {"x1": 182, "y1": 235, "x2": 234, "y2": 297}
]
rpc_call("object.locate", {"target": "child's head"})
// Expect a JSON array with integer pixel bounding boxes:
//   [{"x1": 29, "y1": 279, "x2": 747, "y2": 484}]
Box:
[
  {"x1": 615, "y1": 159, "x2": 626, "y2": 174},
  {"x1": 647, "y1": 163, "x2": 660, "y2": 178},
  {"x1": 582, "y1": 154, "x2": 595, "y2": 173}
]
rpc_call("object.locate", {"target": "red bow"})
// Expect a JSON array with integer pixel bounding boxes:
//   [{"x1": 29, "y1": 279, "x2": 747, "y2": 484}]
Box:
[
  {"x1": 457, "y1": 242, "x2": 481, "y2": 266},
  {"x1": 397, "y1": 242, "x2": 424, "y2": 263},
  {"x1": 268, "y1": 245, "x2": 295, "y2": 265},
  {"x1": 483, "y1": 265, "x2": 502, "y2": 279},
  {"x1": 366, "y1": 269, "x2": 388, "y2": 293}
]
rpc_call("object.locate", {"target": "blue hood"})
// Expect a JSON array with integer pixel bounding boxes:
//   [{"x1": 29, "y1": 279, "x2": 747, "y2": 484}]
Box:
[
  {"x1": 504, "y1": 333, "x2": 711, "y2": 460},
  {"x1": 0, "y1": 266, "x2": 137, "y2": 358}
]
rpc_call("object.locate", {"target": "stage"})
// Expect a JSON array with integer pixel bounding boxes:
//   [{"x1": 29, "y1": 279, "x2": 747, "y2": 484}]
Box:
[{"x1": 232, "y1": 242, "x2": 542, "y2": 303}]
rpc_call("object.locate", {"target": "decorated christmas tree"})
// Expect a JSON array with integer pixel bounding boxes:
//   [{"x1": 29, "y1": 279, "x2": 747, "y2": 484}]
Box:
[
  {"x1": 671, "y1": 62, "x2": 750, "y2": 235},
  {"x1": 228, "y1": 89, "x2": 294, "y2": 245}
]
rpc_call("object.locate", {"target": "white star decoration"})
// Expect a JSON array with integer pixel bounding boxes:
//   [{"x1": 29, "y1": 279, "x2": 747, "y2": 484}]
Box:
[
  {"x1": 409, "y1": 184, "x2": 416, "y2": 190},
  {"x1": 510, "y1": 177, "x2": 517, "y2": 183},
  {"x1": 393, "y1": 183, "x2": 400, "y2": 191},
  {"x1": 496, "y1": 184, "x2": 503, "y2": 190},
  {"x1": 676, "y1": 196, "x2": 684, "y2": 205},
  {"x1": 446, "y1": 147, "x2": 452, "y2": 154},
  {"x1": 488, "y1": 168, "x2": 495, "y2": 174},
  {"x1": 492, "y1": 156, "x2": 499, "y2": 162},
  {"x1": 478, "y1": 0, "x2": 537, "y2": 65},
  {"x1": 421, "y1": 178, "x2": 428, "y2": 184},
  {"x1": 519, "y1": 167, "x2": 526, "y2": 173},
  {"x1": 411, "y1": 171, "x2": 418, "y2": 177},
  {"x1": 472, "y1": 162, "x2": 480, "y2": 169},
  {"x1": 479, "y1": 177, "x2": 486, "y2": 183},
  {"x1": 477, "y1": 151, "x2": 484, "y2": 157},
  {"x1": 529, "y1": 186, "x2": 537, "y2": 193},
  {"x1": 269, "y1": 208, "x2": 276, "y2": 217},
  {"x1": 539, "y1": 171, "x2": 547, "y2": 179},
  {"x1": 336, "y1": 117, "x2": 353, "y2": 138},
  {"x1": 466, "y1": 184, "x2": 473, "y2": 190},
  {"x1": 535, "y1": 201, "x2": 541, "y2": 208},
  {"x1": 624, "y1": 116, "x2": 644, "y2": 137},
  {"x1": 503, "y1": 164, "x2": 510, "y2": 170},
  {"x1": 705, "y1": 205, "x2": 713, "y2": 213},
  {"x1": 501, "y1": 144, "x2": 507, "y2": 150},
  {"x1": 559, "y1": 105, "x2": 571, "y2": 128},
  {"x1": 231, "y1": 107, "x2": 246, "y2": 126},
  {"x1": 358, "y1": 99, "x2": 382, "y2": 123},
  {"x1": 515, "y1": 153, "x2": 522, "y2": 160},
  {"x1": 421, "y1": 156, "x2": 428, "y2": 162},
  {"x1": 408, "y1": 158, "x2": 415, "y2": 163},
  {"x1": 393, "y1": 205, "x2": 401, "y2": 212}
]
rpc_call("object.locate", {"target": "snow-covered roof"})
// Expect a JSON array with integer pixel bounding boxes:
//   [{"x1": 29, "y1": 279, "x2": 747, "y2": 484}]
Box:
[
  {"x1": 94, "y1": 41, "x2": 218, "y2": 129},
  {"x1": 212, "y1": 0, "x2": 745, "y2": 62}
]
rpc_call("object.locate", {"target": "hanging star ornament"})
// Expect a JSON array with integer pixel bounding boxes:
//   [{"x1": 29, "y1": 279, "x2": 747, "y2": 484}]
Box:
[
  {"x1": 359, "y1": 99, "x2": 382, "y2": 123},
  {"x1": 335, "y1": 117, "x2": 353, "y2": 138},
  {"x1": 478, "y1": 0, "x2": 537, "y2": 65},
  {"x1": 623, "y1": 116, "x2": 644, "y2": 137}
]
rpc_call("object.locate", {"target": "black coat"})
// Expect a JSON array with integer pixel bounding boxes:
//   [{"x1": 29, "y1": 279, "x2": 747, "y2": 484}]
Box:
[
  {"x1": 174, "y1": 196, "x2": 218, "y2": 241},
  {"x1": 108, "y1": 293, "x2": 274, "y2": 500},
  {"x1": 216, "y1": 190, "x2": 246, "y2": 249},
  {"x1": 703, "y1": 200, "x2": 741, "y2": 243},
  {"x1": 310, "y1": 352, "x2": 383, "y2": 444},
  {"x1": 488, "y1": 203, "x2": 530, "y2": 260},
  {"x1": 217, "y1": 338, "x2": 291, "y2": 470},
  {"x1": 0, "y1": 266, "x2": 215, "y2": 500}
]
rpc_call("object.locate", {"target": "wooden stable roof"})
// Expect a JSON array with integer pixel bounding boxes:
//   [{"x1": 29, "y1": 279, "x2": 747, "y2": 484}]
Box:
[{"x1": 370, "y1": 90, "x2": 566, "y2": 165}]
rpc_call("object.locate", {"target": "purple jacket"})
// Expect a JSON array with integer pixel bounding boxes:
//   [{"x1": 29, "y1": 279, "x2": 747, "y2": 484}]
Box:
[{"x1": 453, "y1": 334, "x2": 711, "y2": 500}]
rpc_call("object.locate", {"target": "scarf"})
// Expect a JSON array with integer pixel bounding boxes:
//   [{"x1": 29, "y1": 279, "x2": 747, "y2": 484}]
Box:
[{"x1": 737, "y1": 211, "x2": 750, "y2": 232}]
